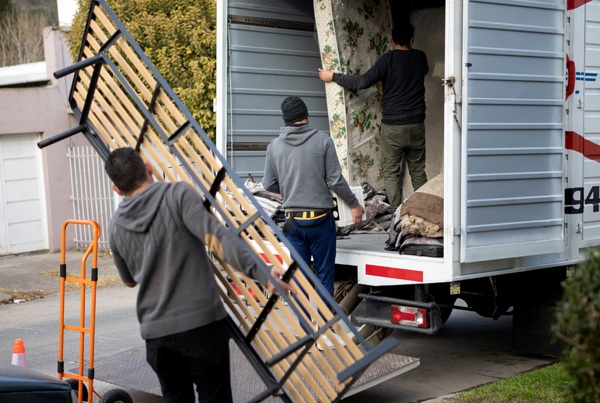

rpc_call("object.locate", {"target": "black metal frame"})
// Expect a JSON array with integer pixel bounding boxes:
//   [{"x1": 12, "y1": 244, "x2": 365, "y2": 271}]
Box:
[
  {"x1": 37, "y1": 1, "x2": 400, "y2": 401},
  {"x1": 227, "y1": 317, "x2": 293, "y2": 403}
]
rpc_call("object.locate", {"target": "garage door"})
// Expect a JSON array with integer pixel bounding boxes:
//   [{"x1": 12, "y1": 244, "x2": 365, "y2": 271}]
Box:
[
  {"x1": 0, "y1": 133, "x2": 48, "y2": 255},
  {"x1": 223, "y1": 0, "x2": 329, "y2": 181}
]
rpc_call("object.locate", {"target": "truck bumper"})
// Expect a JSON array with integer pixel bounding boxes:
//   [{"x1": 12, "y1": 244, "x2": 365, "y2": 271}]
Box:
[{"x1": 354, "y1": 293, "x2": 443, "y2": 335}]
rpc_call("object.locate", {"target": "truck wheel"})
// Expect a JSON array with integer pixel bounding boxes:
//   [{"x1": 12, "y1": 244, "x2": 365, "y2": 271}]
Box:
[
  {"x1": 439, "y1": 298, "x2": 457, "y2": 325},
  {"x1": 98, "y1": 389, "x2": 133, "y2": 403},
  {"x1": 427, "y1": 283, "x2": 457, "y2": 325},
  {"x1": 65, "y1": 378, "x2": 88, "y2": 402}
]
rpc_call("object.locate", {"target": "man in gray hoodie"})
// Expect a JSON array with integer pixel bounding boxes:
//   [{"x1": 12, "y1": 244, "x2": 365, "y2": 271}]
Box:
[
  {"x1": 263, "y1": 97, "x2": 363, "y2": 327},
  {"x1": 106, "y1": 147, "x2": 290, "y2": 403}
]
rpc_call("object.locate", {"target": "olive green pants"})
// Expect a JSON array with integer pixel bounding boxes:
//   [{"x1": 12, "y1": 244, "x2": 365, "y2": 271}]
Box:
[{"x1": 380, "y1": 122, "x2": 427, "y2": 213}]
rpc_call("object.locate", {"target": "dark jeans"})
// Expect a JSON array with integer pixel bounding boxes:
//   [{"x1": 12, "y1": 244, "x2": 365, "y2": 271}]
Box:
[
  {"x1": 145, "y1": 318, "x2": 232, "y2": 403},
  {"x1": 286, "y1": 214, "x2": 336, "y2": 331}
]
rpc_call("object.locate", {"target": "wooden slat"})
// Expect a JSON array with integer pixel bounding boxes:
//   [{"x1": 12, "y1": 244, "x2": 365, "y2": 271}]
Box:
[
  {"x1": 216, "y1": 285, "x2": 306, "y2": 403},
  {"x1": 94, "y1": 8, "x2": 185, "y2": 137},
  {"x1": 75, "y1": 70, "x2": 175, "y2": 183},
  {"x1": 89, "y1": 20, "x2": 153, "y2": 102},
  {"x1": 79, "y1": 47, "x2": 191, "y2": 186},
  {"x1": 242, "y1": 273, "x2": 344, "y2": 396},
  {"x1": 77, "y1": 65, "x2": 171, "y2": 183},
  {"x1": 217, "y1": 261, "x2": 333, "y2": 401},
  {"x1": 94, "y1": 8, "x2": 159, "y2": 91},
  {"x1": 213, "y1": 265, "x2": 314, "y2": 403}
]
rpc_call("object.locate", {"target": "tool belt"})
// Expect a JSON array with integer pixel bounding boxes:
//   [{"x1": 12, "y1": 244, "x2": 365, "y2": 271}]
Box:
[{"x1": 283, "y1": 210, "x2": 333, "y2": 235}]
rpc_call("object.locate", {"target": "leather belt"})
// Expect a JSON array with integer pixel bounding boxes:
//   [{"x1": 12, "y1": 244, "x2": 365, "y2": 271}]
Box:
[{"x1": 285, "y1": 210, "x2": 330, "y2": 220}]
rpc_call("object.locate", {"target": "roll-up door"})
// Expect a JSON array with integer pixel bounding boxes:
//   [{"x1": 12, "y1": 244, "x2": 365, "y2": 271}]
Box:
[
  {"x1": 461, "y1": 0, "x2": 567, "y2": 262},
  {"x1": 226, "y1": 0, "x2": 329, "y2": 181}
]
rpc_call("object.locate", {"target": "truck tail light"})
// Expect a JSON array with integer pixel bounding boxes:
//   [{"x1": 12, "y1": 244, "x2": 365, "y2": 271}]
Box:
[
  {"x1": 229, "y1": 282, "x2": 258, "y2": 302},
  {"x1": 391, "y1": 305, "x2": 429, "y2": 328}
]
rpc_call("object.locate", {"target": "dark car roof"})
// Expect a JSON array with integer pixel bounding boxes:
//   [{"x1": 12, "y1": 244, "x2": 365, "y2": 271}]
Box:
[{"x1": 0, "y1": 363, "x2": 70, "y2": 393}]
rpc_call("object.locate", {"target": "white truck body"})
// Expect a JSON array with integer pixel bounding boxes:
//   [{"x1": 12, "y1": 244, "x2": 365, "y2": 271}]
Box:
[{"x1": 216, "y1": 0, "x2": 600, "y2": 287}]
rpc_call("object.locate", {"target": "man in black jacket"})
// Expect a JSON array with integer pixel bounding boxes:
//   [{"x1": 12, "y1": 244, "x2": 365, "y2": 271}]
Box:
[{"x1": 319, "y1": 23, "x2": 429, "y2": 213}]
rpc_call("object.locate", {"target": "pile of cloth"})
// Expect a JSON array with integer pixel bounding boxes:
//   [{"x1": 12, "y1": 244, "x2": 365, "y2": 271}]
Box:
[
  {"x1": 232, "y1": 179, "x2": 398, "y2": 238},
  {"x1": 386, "y1": 173, "x2": 444, "y2": 255},
  {"x1": 225, "y1": 179, "x2": 285, "y2": 234},
  {"x1": 336, "y1": 182, "x2": 393, "y2": 236}
]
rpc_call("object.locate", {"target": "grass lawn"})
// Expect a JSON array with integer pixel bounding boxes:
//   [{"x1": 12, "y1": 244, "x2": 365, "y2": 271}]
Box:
[{"x1": 447, "y1": 362, "x2": 573, "y2": 403}]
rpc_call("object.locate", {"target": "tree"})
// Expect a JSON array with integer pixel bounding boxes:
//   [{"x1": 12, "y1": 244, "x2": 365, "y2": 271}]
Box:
[
  {"x1": 67, "y1": 0, "x2": 217, "y2": 141},
  {"x1": 0, "y1": 10, "x2": 46, "y2": 67},
  {"x1": 0, "y1": 0, "x2": 13, "y2": 16},
  {"x1": 555, "y1": 249, "x2": 600, "y2": 402}
]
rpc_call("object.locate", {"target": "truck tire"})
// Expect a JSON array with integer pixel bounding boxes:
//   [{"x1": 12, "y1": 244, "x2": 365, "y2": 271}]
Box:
[
  {"x1": 65, "y1": 378, "x2": 88, "y2": 402},
  {"x1": 427, "y1": 283, "x2": 457, "y2": 325},
  {"x1": 439, "y1": 301, "x2": 456, "y2": 325}
]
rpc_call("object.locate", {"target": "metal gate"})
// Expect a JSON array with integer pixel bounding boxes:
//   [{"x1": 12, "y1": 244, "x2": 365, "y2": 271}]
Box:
[{"x1": 67, "y1": 145, "x2": 114, "y2": 249}]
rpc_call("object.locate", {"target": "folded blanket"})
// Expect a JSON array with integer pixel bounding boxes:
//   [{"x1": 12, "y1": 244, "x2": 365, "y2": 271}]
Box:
[
  {"x1": 400, "y1": 214, "x2": 443, "y2": 238},
  {"x1": 399, "y1": 173, "x2": 444, "y2": 238},
  {"x1": 400, "y1": 173, "x2": 443, "y2": 226}
]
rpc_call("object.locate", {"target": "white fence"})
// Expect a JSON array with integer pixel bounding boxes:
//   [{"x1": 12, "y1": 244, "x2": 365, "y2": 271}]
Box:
[{"x1": 67, "y1": 146, "x2": 114, "y2": 250}]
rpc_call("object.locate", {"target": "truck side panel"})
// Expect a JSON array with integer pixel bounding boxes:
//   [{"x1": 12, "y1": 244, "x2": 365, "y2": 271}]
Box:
[
  {"x1": 581, "y1": 1, "x2": 600, "y2": 243},
  {"x1": 461, "y1": 0, "x2": 567, "y2": 263}
]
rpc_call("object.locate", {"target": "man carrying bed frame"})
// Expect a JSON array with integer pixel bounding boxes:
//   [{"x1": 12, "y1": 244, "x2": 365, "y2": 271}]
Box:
[{"x1": 105, "y1": 148, "x2": 292, "y2": 403}]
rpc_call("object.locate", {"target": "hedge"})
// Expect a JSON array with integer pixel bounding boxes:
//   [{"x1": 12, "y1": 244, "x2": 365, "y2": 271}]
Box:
[{"x1": 66, "y1": 0, "x2": 217, "y2": 141}]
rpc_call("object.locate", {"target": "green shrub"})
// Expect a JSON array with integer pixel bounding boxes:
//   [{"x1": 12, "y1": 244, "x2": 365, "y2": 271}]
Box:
[
  {"x1": 66, "y1": 0, "x2": 216, "y2": 141},
  {"x1": 555, "y1": 249, "x2": 600, "y2": 402}
]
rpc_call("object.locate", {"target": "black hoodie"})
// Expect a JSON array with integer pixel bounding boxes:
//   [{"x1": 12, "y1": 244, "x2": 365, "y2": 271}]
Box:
[{"x1": 109, "y1": 181, "x2": 267, "y2": 339}]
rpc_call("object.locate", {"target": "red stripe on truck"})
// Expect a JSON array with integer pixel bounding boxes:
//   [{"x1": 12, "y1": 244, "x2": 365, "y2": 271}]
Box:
[
  {"x1": 566, "y1": 131, "x2": 600, "y2": 163},
  {"x1": 260, "y1": 253, "x2": 283, "y2": 264},
  {"x1": 366, "y1": 265, "x2": 423, "y2": 282},
  {"x1": 568, "y1": 0, "x2": 592, "y2": 10}
]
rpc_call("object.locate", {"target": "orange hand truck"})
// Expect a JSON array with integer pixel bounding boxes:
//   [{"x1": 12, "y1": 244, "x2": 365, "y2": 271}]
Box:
[{"x1": 57, "y1": 220, "x2": 101, "y2": 403}]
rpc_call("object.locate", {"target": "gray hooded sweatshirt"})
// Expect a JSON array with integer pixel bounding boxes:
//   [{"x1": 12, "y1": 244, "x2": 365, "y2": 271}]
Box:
[
  {"x1": 262, "y1": 124, "x2": 358, "y2": 210},
  {"x1": 108, "y1": 181, "x2": 268, "y2": 339}
]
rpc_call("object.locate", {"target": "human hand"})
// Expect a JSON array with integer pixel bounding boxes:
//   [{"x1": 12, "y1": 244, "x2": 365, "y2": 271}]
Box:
[
  {"x1": 351, "y1": 204, "x2": 364, "y2": 227},
  {"x1": 318, "y1": 68, "x2": 334, "y2": 82},
  {"x1": 267, "y1": 266, "x2": 295, "y2": 296}
]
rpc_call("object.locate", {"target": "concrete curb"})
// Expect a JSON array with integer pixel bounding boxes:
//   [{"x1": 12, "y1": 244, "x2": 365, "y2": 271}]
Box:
[
  {"x1": 421, "y1": 394, "x2": 457, "y2": 403},
  {"x1": 0, "y1": 293, "x2": 12, "y2": 303}
]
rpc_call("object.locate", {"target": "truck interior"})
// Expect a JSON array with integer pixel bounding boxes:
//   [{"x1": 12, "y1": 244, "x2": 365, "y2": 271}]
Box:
[{"x1": 225, "y1": 0, "x2": 446, "y2": 258}]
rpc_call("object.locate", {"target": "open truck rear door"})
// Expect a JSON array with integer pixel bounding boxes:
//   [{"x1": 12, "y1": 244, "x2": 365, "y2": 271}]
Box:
[{"x1": 460, "y1": 0, "x2": 567, "y2": 262}]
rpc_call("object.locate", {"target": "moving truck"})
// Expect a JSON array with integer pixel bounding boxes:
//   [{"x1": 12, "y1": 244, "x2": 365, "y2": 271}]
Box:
[{"x1": 215, "y1": 0, "x2": 600, "y2": 353}]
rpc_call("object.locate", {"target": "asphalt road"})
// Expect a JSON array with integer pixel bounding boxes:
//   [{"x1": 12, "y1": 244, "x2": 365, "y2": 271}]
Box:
[
  {"x1": 345, "y1": 301, "x2": 555, "y2": 402},
  {"x1": 0, "y1": 287, "x2": 555, "y2": 402}
]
